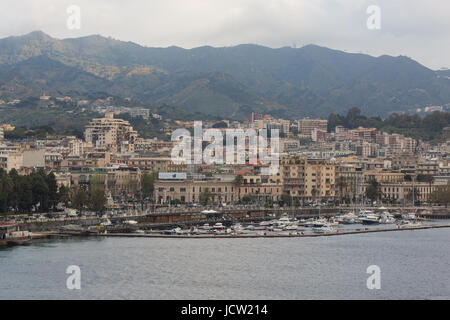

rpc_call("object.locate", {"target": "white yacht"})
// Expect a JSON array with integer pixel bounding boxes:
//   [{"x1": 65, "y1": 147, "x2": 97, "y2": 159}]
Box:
[
  {"x1": 312, "y1": 218, "x2": 328, "y2": 228},
  {"x1": 285, "y1": 224, "x2": 298, "y2": 231},
  {"x1": 312, "y1": 224, "x2": 334, "y2": 234},
  {"x1": 327, "y1": 218, "x2": 339, "y2": 227},
  {"x1": 360, "y1": 213, "x2": 380, "y2": 225},
  {"x1": 100, "y1": 218, "x2": 112, "y2": 226},
  {"x1": 400, "y1": 220, "x2": 422, "y2": 228},
  {"x1": 402, "y1": 212, "x2": 417, "y2": 220},
  {"x1": 199, "y1": 223, "x2": 210, "y2": 230},
  {"x1": 212, "y1": 223, "x2": 226, "y2": 231},
  {"x1": 338, "y1": 212, "x2": 358, "y2": 224},
  {"x1": 379, "y1": 212, "x2": 396, "y2": 224},
  {"x1": 189, "y1": 226, "x2": 199, "y2": 234}
]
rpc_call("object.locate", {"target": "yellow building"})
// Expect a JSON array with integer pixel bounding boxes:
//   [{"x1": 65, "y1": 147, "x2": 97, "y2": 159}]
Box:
[{"x1": 281, "y1": 156, "x2": 336, "y2": 200}]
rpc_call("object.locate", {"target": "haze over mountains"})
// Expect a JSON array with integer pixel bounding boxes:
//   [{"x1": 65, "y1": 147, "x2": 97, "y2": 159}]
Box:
[{"x1": 0, "y1": 31, "x2": 449, "y2": 119}]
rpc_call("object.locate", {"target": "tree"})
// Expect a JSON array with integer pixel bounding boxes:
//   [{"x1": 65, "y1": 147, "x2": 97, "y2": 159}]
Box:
[
  {"x1": 46, "y1": 172, "x2": 59, "y2": 211},
  {"x1": 429, "y1": 182, "x2": 450, "y2": 207},
  {"x1": 88, "y1": 176, "x2": 106, "y2": 212},
  {"x1": 0, "y1": 169, "x2": 13, "y2": 214},
  {"x1": 58, "y1": 185, "x2": 71, "y2": 206},
  {"x1": 365, "y1": 178, "x2": 382, "y2": 203},
  {"x1": 406, "y1": 188, "x2": 421, "y2": 204},
  {"x1": 212, "y1": 121, "x2": 228, "y2": 128},
  {"x1": 31, "y1": 172, "x2": 50, "y2": 212},
  {"x1": 199, "y1": 189, "x2": 212, "y2": 205},
  {"x1": 241, "y1": 195, "x2": 256, "y2": 204},
  {"x1": 234, "y1": 174, "x2": 244, "y2": 185},
  {"x1": 141, "y1": 171, "x2": 157, "y2": 199},
  {"x1": 279, "y1": 193, "x2": 292, "y2": 207},
  {"x1": 72, "y1": 186, "x2": 88, "y2": 212}
]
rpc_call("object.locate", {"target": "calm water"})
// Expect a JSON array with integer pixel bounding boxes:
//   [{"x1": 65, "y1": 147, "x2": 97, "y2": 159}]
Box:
[{"x1": 1, "y1": 228, "x2": 449, "y2": 300}]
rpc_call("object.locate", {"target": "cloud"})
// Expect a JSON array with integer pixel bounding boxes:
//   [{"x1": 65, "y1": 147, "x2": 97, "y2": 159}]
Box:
[{"x1": 0, "y1": 0, "x2": 448, "y2": 69}]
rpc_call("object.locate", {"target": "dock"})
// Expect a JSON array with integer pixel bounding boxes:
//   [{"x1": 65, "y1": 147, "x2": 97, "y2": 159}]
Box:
[{"x1": 46, "y1": 223, "x2": 450, "y2": 239}]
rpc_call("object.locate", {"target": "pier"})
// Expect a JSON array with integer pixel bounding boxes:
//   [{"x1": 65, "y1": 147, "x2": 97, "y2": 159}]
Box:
[{"x1": 45, "y1": 223, "x2": 450, "y2": 239}]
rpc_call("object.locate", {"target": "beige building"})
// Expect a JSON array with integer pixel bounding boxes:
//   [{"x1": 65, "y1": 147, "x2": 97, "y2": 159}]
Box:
[
  {"x1": 363, "y1": 180, "x2": 445, "y2": 203},
  {"x1": 68, "y1": 167, "x2": 142, "y2": 197},
  {"x1": 154, "y1": 179, "x2": 237, "y2": 204},
  {"x1": 61, "y1": 151, "x2": 111, "y2": 170},
  {"x1": 85, "y1": 112, "x2": 138, "y2": 153},
  {"x1": 298, "y1": 118, "x2": 328, "y2": 137},
  {"x1": 134, "y1": 138, "x2": 174, "y2": 153},
  {"x1": 0, "y1": 152, "x2": 23, "y2": 172},
  {"x1": 281, "y1": 156, "x2": 336, "y2": 200},
  {"x1": 113, "y1": 157, "x2": 186, "y2": 173}
]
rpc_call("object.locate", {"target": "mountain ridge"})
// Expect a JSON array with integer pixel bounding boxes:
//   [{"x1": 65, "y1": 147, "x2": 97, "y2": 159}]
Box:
[{"x1": 0, "y1": 31, "x2": 448, "y2": 119}]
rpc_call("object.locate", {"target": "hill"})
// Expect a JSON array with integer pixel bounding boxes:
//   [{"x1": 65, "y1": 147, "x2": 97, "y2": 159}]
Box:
[{"x1": 0, "y1": 31, "x2": 448, "y2": 119}]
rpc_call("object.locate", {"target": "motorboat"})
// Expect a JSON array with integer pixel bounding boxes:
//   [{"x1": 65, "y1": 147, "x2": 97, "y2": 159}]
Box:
[
  {"x1": 327, "y1": 218, "x2": 339, "y2": 227},
  {"x1": 163, "y1": 227, "x2": 183, "y2": 235},
  {"x1": 199, "y1": 223, "x2": 210, "y2": 230},
  {"x1": 278, "y1": 216, "x2": 293, "y2": 226},
  {"x1": 311, "y1": 218, "x2": 328, "y2": 228},
  {"x1": 379, "y1": 212, "x2": 396, "y2": 224},
  {"x1": 360, "y1": 213, "x2": 380, "y2": 225},
  {"x1": 338, "y1": 211, "x2": 358, "y2": 224},
  {"x1": 312, "y1": 224, "x2": 334, "y2": 234},
  {"x1": 285, "y1": 224, "x2": 298, "y2": 231},
  {"x1": 212, "y1": 223, "x2": 226, "y2": 231},
  {"x1": 189, "y1": 226, "x2": 199, "y2": 234},
  {"x1": 402, "y1": 212, "x2": 417, "y2": 220},
  {"x1": 400, "y1": 220, "x2": 422, "y2": 228},
  {"x1": 100, "y1": 218, "x2": 112, "y2": 226}
]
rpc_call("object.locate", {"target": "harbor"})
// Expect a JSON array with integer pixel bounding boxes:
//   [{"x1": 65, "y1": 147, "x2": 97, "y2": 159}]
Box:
[
  {"x1": 47, "y1": 223, "x2": 450, "y2": 239},
  {"x1": 3, "y1": 206, "x2": 450, "y2": 246},
  {"x1": 39, "y1": 208, "x2": 450, "y2": 240}
]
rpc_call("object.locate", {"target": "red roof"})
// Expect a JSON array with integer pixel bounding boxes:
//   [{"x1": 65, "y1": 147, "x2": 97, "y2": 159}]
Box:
[{"x1": 0, "y1": 222, "x2": 16, "y2": 226}]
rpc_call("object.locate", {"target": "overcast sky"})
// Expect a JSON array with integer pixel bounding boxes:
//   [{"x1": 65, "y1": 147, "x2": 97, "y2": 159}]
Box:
[{"x1": 0, "y1": 0, "x2": 448, "y2": 69}]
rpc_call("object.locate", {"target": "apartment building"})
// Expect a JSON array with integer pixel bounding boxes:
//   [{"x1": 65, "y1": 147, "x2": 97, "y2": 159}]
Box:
[
  {"x1": 134, "y1": 138, "x2": 174, "y2": 153},
  {"x1": 0, "y1": 152, "x2": 23, "y2": 172},
  {"x1": 85, "y1": 112, "x2": 138, "y2": 153},
  {"x1": 281, "y1": 156, "x2": 336, "y2": 200},
  {"x1": 298, "y1": 118, "x2": 328, "y2": 137}
]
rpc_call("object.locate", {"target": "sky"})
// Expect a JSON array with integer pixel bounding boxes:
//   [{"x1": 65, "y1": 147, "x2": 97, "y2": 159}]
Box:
[{"x1": 0, "y1": 0, "x2": 449, "y2": 70}]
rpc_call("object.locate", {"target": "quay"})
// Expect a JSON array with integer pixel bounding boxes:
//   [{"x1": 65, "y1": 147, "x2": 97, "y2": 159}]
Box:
[{"x1": 46, "y1": 223, "x2": 450, "y2": 239}]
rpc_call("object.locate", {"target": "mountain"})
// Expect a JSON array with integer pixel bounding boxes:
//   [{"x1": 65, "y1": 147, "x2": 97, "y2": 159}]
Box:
[{"x1": 0, "y1": 31, "x2": 448, "y2": 119}]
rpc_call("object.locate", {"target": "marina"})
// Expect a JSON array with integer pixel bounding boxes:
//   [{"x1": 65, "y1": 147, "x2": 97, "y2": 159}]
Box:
[{"x1": 3, "y1": 207, "x2": 450, "y2": 245}]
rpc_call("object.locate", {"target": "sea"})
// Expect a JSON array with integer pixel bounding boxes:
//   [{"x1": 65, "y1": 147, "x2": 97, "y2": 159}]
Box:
[{"x1": 0, "y1": 227, "x2": 449, "y2": 299}]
